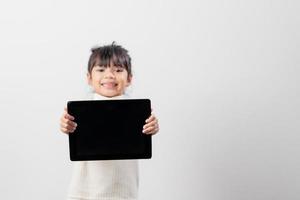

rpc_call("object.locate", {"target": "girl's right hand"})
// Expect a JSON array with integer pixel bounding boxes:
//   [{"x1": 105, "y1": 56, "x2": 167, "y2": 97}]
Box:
[{"x1": 60, "y1": 107, "x2": 77, "y2": 134}]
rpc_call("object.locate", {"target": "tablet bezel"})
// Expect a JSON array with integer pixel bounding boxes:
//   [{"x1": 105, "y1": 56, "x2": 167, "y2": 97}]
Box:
[{"x1": 67, "y1": 99, "x2": 152, "y2": 161}]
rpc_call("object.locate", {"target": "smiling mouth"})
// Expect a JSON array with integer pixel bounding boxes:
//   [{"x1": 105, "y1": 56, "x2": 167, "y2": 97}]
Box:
[{"x1": 101, "y1": 83, "x2": 118, "y2": 89}]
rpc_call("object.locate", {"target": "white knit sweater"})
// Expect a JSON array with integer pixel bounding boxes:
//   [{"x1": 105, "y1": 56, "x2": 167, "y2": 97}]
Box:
[{"x1": 67, "y1": 93, "x2": 139, "y2": 200}]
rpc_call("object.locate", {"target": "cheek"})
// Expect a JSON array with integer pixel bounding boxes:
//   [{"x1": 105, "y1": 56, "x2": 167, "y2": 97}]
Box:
[
  {"x1": 91, "y1": 74, "x2": 101, "y2": 81},
  {"x1": 122, "y1": 74, "x2": 130, "y2": 81}
]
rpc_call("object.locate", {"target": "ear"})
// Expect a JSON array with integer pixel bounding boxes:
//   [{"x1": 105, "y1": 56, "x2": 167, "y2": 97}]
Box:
[
  {"x1": 87, "y1": 72, "x2": 92, "y2": 85},
  {"x1": 126, "y1": 75, "x2": 132, "y2": 87}
]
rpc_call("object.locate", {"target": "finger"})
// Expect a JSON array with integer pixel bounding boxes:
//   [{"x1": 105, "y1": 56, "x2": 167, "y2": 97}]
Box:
[
  {"x1": 143, "y1": 124, "x2": 158, "y2": 134},
  {"x1": 148, "y1": 126, "x2": 159, "y2": 135},
  {"x1": 143, "y1": 127, "x2": 158, "y2": 135},
  {"x1": 65, "y1": 124, "x2": 77, "y2": 133},
  {"x1": 69, "y1": 127, "x2": 76, "y2": 133},
  {"x1": 60, "y1": 120, "x2": 77, "y2": 131},
  {"x1": 66, "y1": 122, "x2": 77, "y2": 130},
  {"x1": 61, "y1": 117, "x2": 77, "y2": 127},
  {"x1": 145, "y1": 114, "x2": 156, "y2": 123},
  {"x1": 64, "y1": 113, "x2": 75, "y2": 120},
  {"x1": 61, "y1": 126, "x2": 76, "y2": 134},
  {"x1": 142, "y1": 126, "x2": 154, "y2": 134},
  {"x1": 63, "y1": 107, "x2": 75, "y2": 120},
  {"x1": 143, "y1": 119, "x2": 158, "y2": 129},
  {"x1": 67, "y1": 120, "x2": 77, "y2": 128}
]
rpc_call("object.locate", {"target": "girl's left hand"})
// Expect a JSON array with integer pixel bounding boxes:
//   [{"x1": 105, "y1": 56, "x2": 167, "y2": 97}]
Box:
[{"x1": 143, "y1": 111, "x2": 159, "y2": 135}]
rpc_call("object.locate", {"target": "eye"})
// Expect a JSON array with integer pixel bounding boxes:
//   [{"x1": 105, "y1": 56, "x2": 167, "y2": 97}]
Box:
[
  {"x1": 116, "y1": 68, "x2": 124, "y2": 72},
  {"x1": 96, "y1": 69, "x2": 105, "y2": 72}
]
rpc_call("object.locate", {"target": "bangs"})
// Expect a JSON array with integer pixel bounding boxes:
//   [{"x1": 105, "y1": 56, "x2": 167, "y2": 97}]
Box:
[{"x1": 93, "y1": 54, "x2": 128, "y2": 69}]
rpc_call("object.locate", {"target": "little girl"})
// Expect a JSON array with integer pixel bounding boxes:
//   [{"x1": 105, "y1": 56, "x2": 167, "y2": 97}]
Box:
[{"x1": 60, "y1": 42, "x2": 159, "y2": 200}]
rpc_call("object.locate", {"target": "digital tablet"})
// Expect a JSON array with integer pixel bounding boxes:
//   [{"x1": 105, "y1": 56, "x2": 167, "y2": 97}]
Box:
[{"x1": 67, "y1": 99, "x2": 152, "y2": 161}]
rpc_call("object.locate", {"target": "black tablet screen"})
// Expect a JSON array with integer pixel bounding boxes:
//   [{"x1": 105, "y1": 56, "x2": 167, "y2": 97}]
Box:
[{"x1": 67, "y1": 99, "x2": 152, "y2": 161}]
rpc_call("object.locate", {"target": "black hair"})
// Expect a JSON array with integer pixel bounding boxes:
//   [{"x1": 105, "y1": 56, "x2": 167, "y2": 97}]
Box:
[{"x1": 87, "y1": 42, "x2": 132, "y2": 76}]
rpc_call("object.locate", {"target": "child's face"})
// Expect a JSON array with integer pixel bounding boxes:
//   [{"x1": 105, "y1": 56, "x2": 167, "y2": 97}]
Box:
[{"x1": 87, "y1": 65, "x2": 132, "y2": 97}]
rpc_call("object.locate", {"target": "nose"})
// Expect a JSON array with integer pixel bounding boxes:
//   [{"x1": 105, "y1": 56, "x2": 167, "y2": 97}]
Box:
[{"x1": 104, "y1": 68, "x2": 115, "y2": 79}]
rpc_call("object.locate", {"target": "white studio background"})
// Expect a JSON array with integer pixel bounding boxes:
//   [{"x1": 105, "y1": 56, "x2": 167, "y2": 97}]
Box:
[{"x1": 0, "y1": 0, "x2": 299, "y2": 200}]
